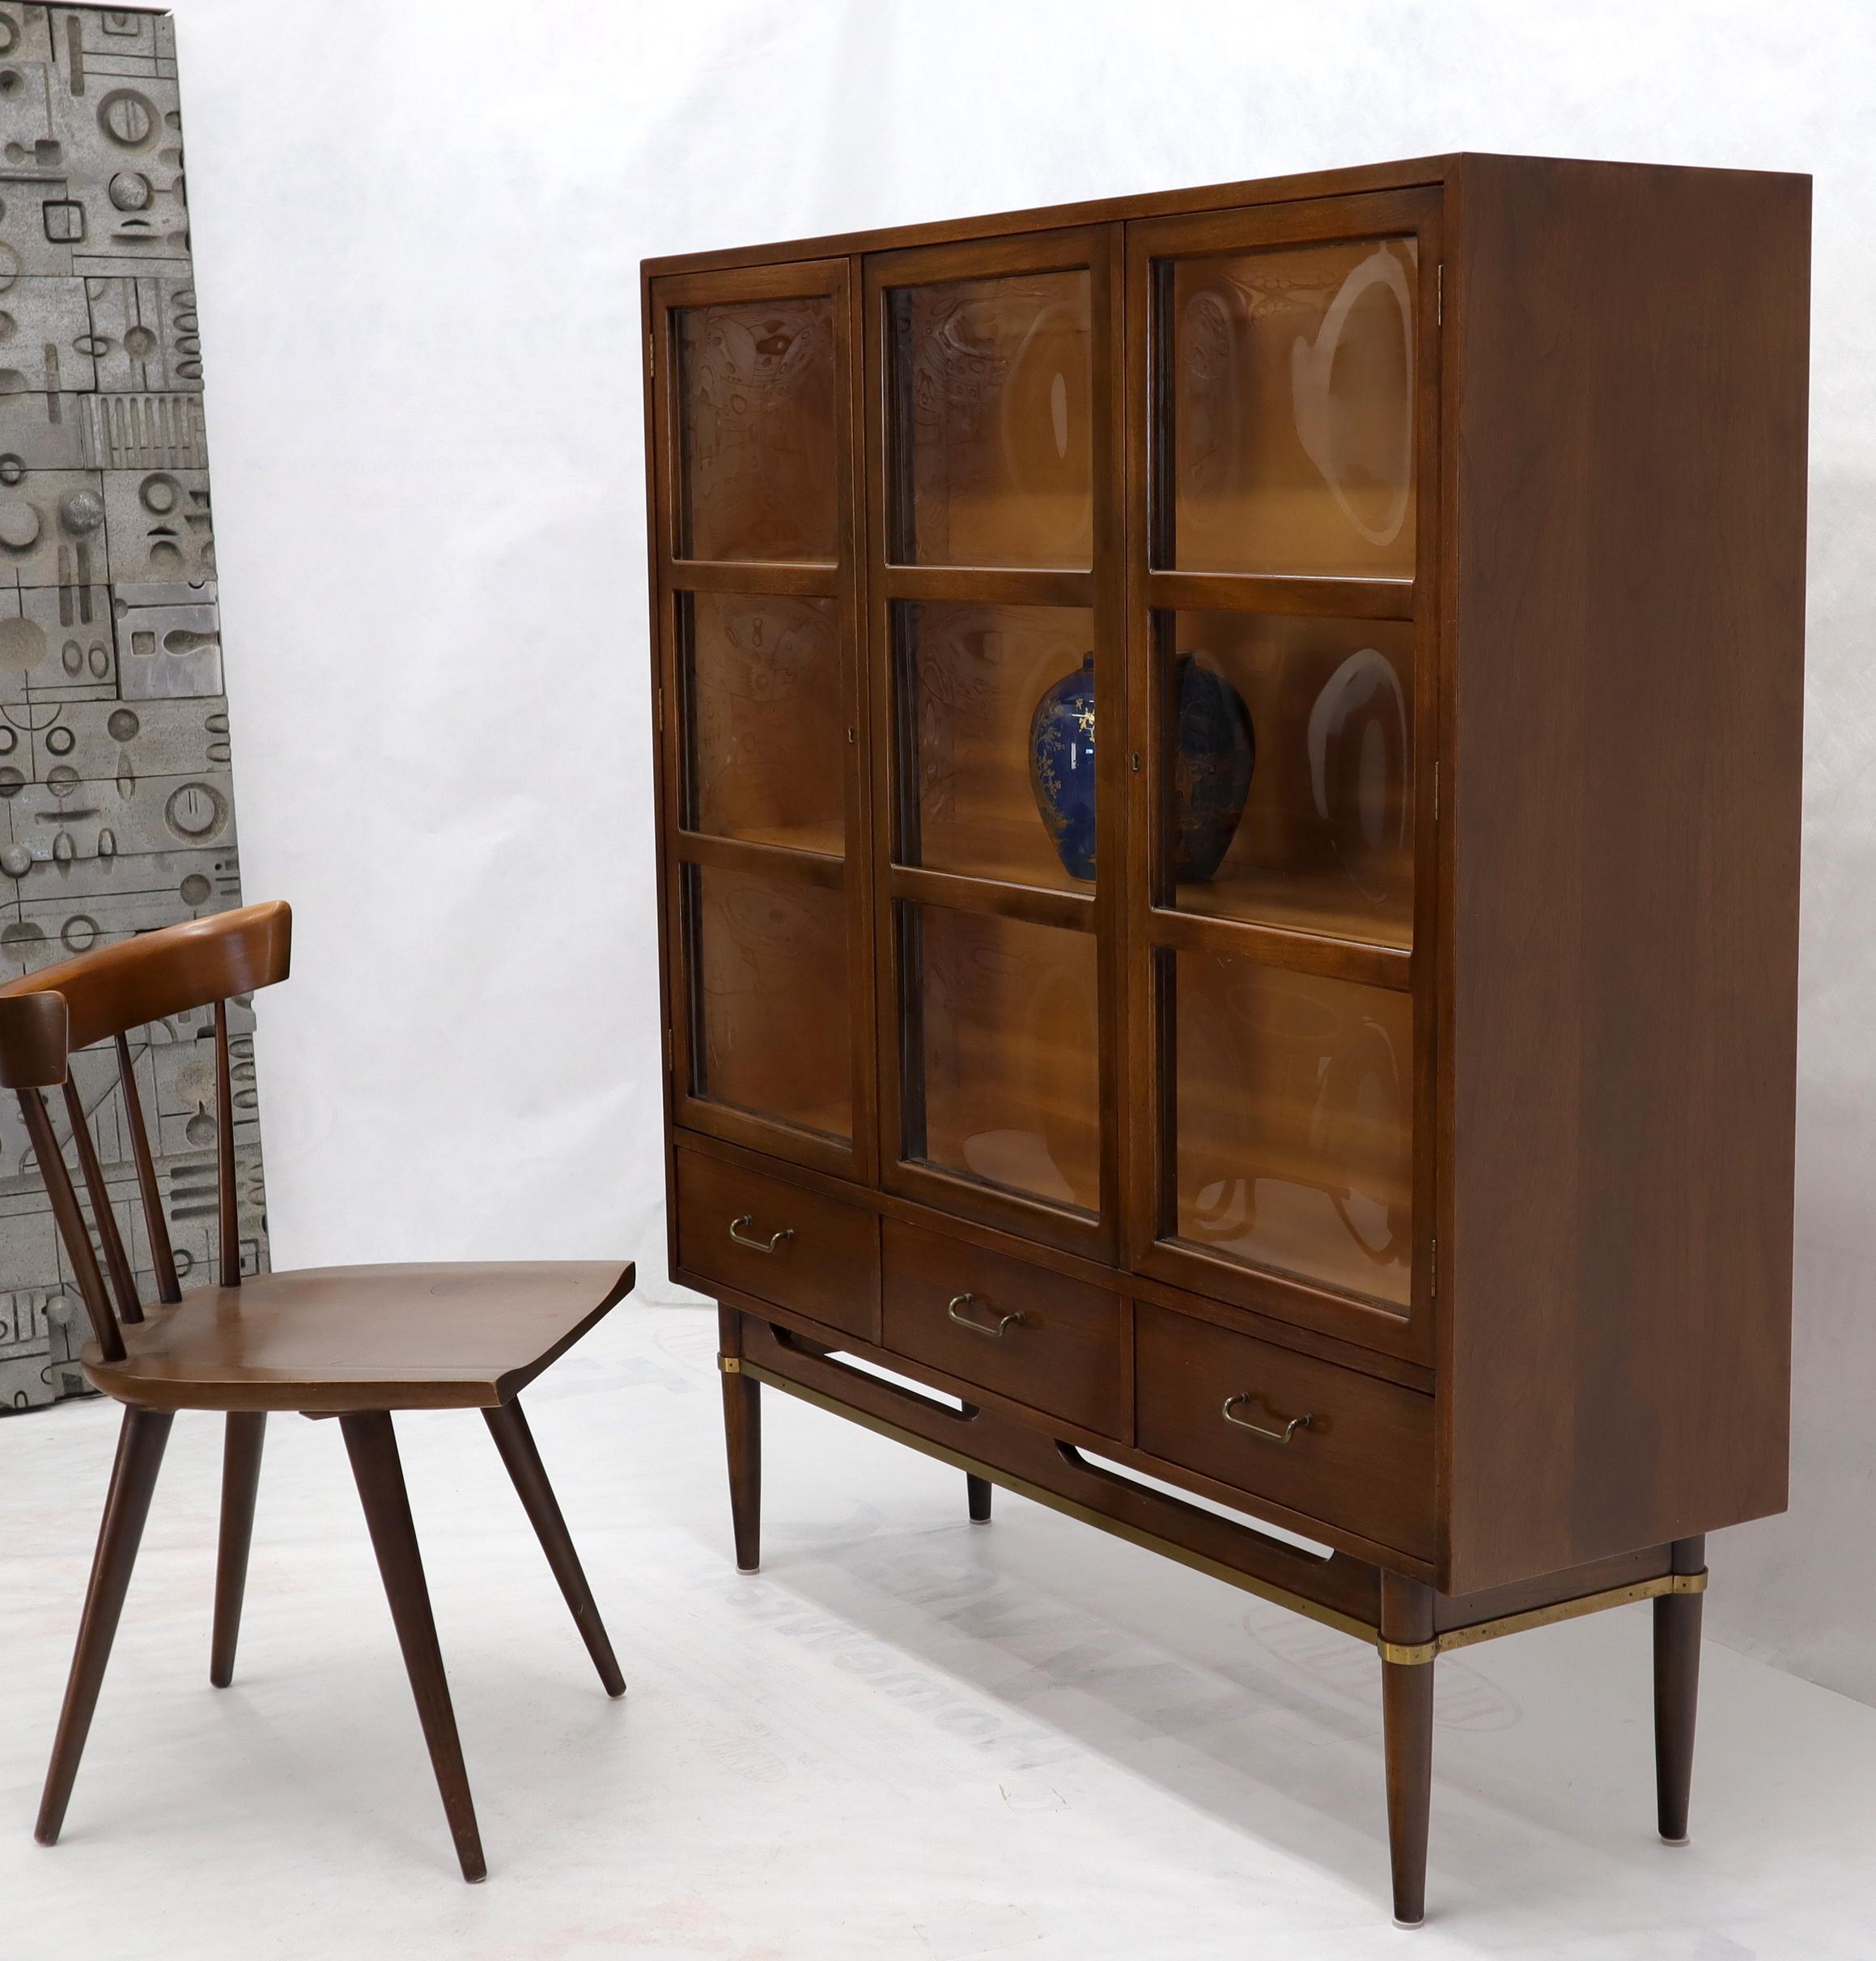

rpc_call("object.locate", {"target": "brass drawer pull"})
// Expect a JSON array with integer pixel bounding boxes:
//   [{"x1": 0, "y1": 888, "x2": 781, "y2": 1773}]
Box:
[
  {"x1": 947, "y1": 1292, "x2": 1025, "y2": 1339},
  {"x1": 728, "y1": 1215, "x2": 794, "y2": 1254},
  {"x1": 1222, "y1": 1392, "x2": 1313, "y2": 1445}
]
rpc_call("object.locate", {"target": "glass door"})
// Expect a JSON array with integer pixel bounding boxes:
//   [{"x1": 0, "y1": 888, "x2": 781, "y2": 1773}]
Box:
[
  {"x1": 866, "y1": 228, "x2": 1123, "y2": 1259},
  {"x1": 650, "y1": 259, "x2": 873, "y2": 1180},
  {"x1": 1124, "y1": 192, "x2": 1440, "y2": 1360}
]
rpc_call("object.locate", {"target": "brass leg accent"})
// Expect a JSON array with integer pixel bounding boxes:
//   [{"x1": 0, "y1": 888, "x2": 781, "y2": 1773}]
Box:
[
  {"x1": 1654, "y1": 1534, "x2": 1705, "y2": 1844},
  {"x1": 1380, "y1": 1573, "x2": 1434, "y2": 1928}
]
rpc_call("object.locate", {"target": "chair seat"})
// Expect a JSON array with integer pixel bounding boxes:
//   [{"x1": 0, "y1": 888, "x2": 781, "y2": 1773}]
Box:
[{"x1": 82, "y1": 1261, "x2": 635, "y2": 1413}]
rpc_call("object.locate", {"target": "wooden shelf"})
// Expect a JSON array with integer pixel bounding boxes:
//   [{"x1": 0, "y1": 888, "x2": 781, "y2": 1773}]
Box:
[
  {"x1": 1172, "y1": 861, "x2": 1411, "y2": 953},
  {"x1": 674, "y1": 828, "x2": 845, "y2": 889},
  {"x1": 698, "y1": 821, "x2": 844, "y2": 860},
  {"x1": 910, "y1": 817, "x2": 1094, "y2": 901}
]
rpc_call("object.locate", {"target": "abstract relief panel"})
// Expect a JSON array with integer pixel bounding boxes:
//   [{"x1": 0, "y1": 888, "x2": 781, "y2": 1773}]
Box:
[{"x1": 0, "y1": 8, "x2": 268, "y2": 1411}]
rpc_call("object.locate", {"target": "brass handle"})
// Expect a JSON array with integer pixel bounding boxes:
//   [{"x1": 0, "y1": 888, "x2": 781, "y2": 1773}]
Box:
[
  {"x1": 728, "y1": 1215, "x2": 793, "y2": 1254},
  {"x1": 947, "y1": 1292, "x2": 1025, "y2": 1338},
  {"x1": 1221, "y1": 1392, "x2": 1313, "y2": 1445}
]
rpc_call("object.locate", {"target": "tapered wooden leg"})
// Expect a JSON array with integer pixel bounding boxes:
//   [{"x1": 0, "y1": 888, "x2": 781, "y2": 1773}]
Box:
[
  {"x1": 482, "y1": 1399, "x2": 625, "y2": 1697},
  {"x1": 37, "y1": 1406, "x2": 173, "y2": 1845},
  {"x1": 1380, "y1": 1573, "x2": 1434, "y2": 1927},
  {"x1": 966, "y1": 1474, "x2": 992, "y2": 1522},
  {"x1": 719, "y1": 1305, "x2": 761, "y2": 1573},
  {"x1": 210, "y1": 1411, "x2": 266, "y2": 1687},
  {"x1": 339, "y1": 1411, "x2": 486, "y2": 1883},
  {"x1": 1655, "y1": 1534, "x2": 1705, "y2": 1845}
]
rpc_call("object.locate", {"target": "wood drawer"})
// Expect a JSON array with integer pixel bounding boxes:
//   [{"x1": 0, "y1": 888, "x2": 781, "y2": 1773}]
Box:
[
  {"x1": 674, "y1": 1148, "x2": 880, "y2": 1343},
  {"x1": 1135, "y1": 1302, "x2": 1434, "y2": 1560},
  {"x1": 881, "y1": 1220, "x2": 1126, "y2": 1438}
]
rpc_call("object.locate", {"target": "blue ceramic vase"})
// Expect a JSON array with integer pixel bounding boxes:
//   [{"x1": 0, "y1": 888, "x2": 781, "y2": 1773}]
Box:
[
  {"x1": 1029, "y1": 656, "x2": 1100, "y2": 879},
  {"x1": 1172, "y1": 654, "x2": 1256, "y2": 881},
  {"x1": 1029, "y1": 654, "x2": 1254, "y2": 883}
]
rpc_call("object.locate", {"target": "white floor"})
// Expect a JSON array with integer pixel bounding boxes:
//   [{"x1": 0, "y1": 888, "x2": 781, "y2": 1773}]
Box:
[{"x1": 2, "y1": 1303, "x2": 1872, "y2": 1959}]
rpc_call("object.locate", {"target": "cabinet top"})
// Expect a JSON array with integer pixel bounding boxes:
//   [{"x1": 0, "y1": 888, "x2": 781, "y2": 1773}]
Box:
[{"x1": 640, "y1": 151, "x2": 1810, "y2": 281}]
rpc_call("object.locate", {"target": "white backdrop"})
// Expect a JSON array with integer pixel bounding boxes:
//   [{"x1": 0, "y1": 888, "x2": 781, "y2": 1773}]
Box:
[{"x1": 165, "y1": 0, "x2": 1876, "y2": 1704}]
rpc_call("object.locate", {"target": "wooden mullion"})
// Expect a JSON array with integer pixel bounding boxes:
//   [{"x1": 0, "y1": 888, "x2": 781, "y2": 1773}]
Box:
[
  {"x1": 889, "y1": 863, "x2": 1095, "y2": 934},
  {"x1": 1091, "y1": 220, "x2": 1128, "y2": 1258},
  {"x1": 1408, "y1": 191, "x2": 1445, "y2": 1362},
  {"x1": 1142, "y1": 904, "x2": 1412, "y2": 991},
  {"x1": 1144, "y1": 569, "x2": 1416, "y2": 621},
  {"x1": 660, "y1": 558, "x2": 842, "y2": 599},
  {"x1": 672, "y1": 830, "x2": 845, "y2": 889},
  {"x1": 876, "y1": 565, "x2": 1094, "y2": 605},
  {"x1": 1130, "y1": 186, "x2": 1442, "y2": 265},
  {"x1": 652, "y1": 258, "x2": 846, "y2": 311},
  {"x1": 839, "y1": 253, "x2": 880, "y2": 1185}
]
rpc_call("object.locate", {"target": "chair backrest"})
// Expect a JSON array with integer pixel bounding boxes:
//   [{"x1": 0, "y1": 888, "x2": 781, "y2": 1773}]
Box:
[{"x1": 0, "y1": 902, "x2": 292, "y2": 1365}]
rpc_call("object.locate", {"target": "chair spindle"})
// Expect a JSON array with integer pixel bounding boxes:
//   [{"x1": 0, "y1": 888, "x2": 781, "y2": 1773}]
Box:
[
  {"x1": 61, "y1": 1076, "x2": 142, "y2": 1327},
  {"x1": 213, "y1": 999, "x2": 240, "y2": 1288},
  {"x1": 116, "y1": 1032, "x2": 181, "y2": 1305},
  {"x1": 18, "y1": 1086, "x2": 125, "y2": 1365}
]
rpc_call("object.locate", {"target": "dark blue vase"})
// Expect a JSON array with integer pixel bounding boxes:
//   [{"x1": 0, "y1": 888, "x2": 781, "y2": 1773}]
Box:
[
  {"x1": 1029, "y1": 656, "x2": 1099, "y2": 880},
  {"x1": 1029, "y1": 653, "x2": 1254, "y2": 883},
  {"x1": 1172, "y1": 653, "x2": 1256, "y2": 881}
]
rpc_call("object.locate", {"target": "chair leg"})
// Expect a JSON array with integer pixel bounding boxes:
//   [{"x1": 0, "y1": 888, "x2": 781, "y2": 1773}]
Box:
[
  {"x1": 966, "y1": 1474, "x2": 992, "y2": 1522},
  {"x1": 482, "y1": 1400, "x2": 625, "y2": 1697},
  {"x1": 339, "y1": 1411, "x2": 486, "y2": 1883},
  {"x1": 1379, "y1": 1573, "x2": 1434, "y2": 1927},
  {"x1": 211, "y1": 1412, "x2": 267, "y2": 1687},
  {"x1": 719, "y1": 1306, "x2": 760, "y2": 1573},
  {"x1": 37, "y1": 1405, "x2": 174, "y2": 1846},
  {"x1": 1655, "y1": 1535, "x2": 1706, "y2": 1844}
]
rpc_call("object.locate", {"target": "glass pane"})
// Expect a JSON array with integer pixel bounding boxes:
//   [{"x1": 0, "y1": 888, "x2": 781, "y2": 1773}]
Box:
[
  {"x1": 677, "y1": 296, "x2": 837, "y2": 562},
  {"x1": 899, "y1": 601, "x2": 1097, "y2": 891},
  {"x1": 1161, "y1": 611, "x2": 1412, "y2": 946},
  {"x1": 1174, "y1": 952, "x2": 1411, "y2": 1306},
  {"x1": 685, "y1": 592, "x2": 844, "y2": 855},
  {"x1": 910, "y1": 905, "x2": 1098, "y2": 1212},
  {"x1": 1170, "y1": 237, "x2": 1417, "y2": 577},
  {"x1": 692, "y1": 865, "x2": 850, "y2": 1140},
  {"x1": 890, "y1": 270, "x2": 1092, "y2": 568}
]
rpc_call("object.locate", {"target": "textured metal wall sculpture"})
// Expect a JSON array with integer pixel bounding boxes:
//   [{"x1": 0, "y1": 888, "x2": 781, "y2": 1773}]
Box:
[{"x1": 0, "y1": 7, "x2": 266, "y2": 1410}]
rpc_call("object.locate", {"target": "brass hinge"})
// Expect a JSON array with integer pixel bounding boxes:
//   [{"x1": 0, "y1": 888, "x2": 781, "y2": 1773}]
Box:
[
  {"x1": 656, "y1": 684, "x2": 664, "y2": 732},
  {"x1": 663, "y1": 1026, "x2": 673, "y2": 1072},
  {"x1": 647, "y1": 331, "x2": 656, "y2": 380},
  {"x1": 1429, "y1": 1236, "x2": 1438, "y2": 1298},
  {"x1": 1437, "y1": 263, "x2": 1443, "y2": 326},
  {"x1": 1432, "y1": 759, "x2": 1440, "y2": 823}
]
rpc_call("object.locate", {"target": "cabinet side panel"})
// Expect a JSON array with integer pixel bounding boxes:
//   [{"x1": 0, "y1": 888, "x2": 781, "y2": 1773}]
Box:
[{"x1": 1444, "y1": 156, "x2": 1809, "y2": 1592}]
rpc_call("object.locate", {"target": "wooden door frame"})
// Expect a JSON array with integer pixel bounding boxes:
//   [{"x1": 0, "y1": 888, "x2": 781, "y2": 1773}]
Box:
[
  {"x1": 1120, "y1": 188, "x2": 1444, "y2": 1366},
  {"x1": 859, "y1": 224, "x2": 1127, "y2": 1263},
  {"x1": 646, "y1": 257, "x2": 877, "y2": 1186}
]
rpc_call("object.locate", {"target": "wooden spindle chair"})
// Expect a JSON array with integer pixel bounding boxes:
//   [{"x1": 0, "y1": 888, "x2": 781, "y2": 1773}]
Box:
[{"x1": 0, "y1": 901, "x2": 633, "y2": 1882}]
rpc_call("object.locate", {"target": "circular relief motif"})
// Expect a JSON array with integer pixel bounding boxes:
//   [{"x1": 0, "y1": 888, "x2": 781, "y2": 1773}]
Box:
[
  {"x1": 0, "y1": 501, "x2": 40, "y2": 551},
  {"x1": 164, "y1": 780, "x2": 227, "y2": 840},
  {"x1": 97, "y1": 89, "x2": 159, "y2": 149}
]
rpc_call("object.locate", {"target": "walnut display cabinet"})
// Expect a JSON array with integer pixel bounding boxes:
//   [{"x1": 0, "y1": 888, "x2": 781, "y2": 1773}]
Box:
[{"x1": 639, "y1": 153, "x2": 1808, "y2": 1925}]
